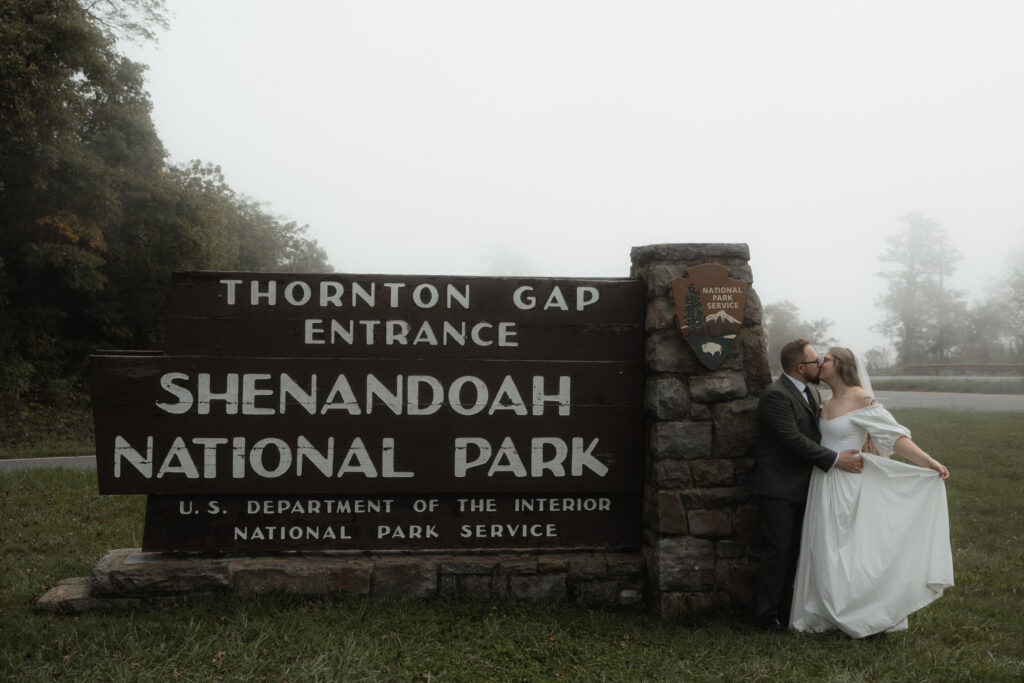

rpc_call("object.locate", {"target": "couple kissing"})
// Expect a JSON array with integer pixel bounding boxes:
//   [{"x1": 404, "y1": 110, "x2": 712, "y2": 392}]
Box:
[{"x1": 753, "y1": 339, "x2": 953, "y2": 638}]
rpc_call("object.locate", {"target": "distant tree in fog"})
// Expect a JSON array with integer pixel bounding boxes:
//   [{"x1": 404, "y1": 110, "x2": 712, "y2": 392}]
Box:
[
  {"x1": 875, "y1": 213, "x2": 966, "y2": 366},
  {"x1": 950, "y1": 245, "x2": 1024, "y2": 364},
  {"x1": 482, "y1": 245, "x2": 539, "y2": 276},
  {"x1": 988, "y1": 244, "x2": 1024, "y2": 362},
  {"x1": 957, "y1": 301, "x2": 1012, "y2": 363},
  {"x1": 863, "y1": 347, "x2": 895, "y2": 373},
  {"x1": 763, "y1": 300, "x2": 835, "y2": 372}
]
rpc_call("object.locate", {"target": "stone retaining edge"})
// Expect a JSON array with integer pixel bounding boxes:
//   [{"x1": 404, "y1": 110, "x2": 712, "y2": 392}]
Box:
[{"x1": 35, "y1": 548, "x2": 646, "y2": 613}]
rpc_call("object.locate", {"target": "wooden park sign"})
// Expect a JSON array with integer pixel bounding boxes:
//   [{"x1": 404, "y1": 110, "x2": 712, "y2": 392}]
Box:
[{"x1": 91, "y1": 272, "x2": 645, "y2": 552}]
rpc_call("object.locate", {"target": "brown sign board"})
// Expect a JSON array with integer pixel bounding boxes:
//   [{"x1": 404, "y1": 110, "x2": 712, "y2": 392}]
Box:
[
  {"x1": 92, "y1": 272, "x2": 645, "y2": 551},
  {"x1": 92, "y1": 355, "x2": 643, "y2": 495},
  {"x1": 165, "y1": 272, "x2": 641, "y2": 361},
  {"x1": 142, "y1": 492, "x2": 641, "y2": 552}
]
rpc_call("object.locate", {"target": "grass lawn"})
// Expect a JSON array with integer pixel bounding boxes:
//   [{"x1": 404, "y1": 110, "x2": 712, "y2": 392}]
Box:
[
  {"x1": 0, "y1": 401, "x2": 94, "y2": 459},
  {"x1": 0, "y1": 410, "x2": 1021, "y2": 681}
]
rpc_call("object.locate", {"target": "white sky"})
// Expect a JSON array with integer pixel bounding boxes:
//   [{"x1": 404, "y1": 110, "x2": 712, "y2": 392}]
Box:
[{"x1": 120, "y1": 0, "x2": 1024, "y2": 354}]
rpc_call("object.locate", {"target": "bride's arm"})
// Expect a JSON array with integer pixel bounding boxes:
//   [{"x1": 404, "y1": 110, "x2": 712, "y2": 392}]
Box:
[{"x1": 892, "y1": 437, "x2": 950, "y2": 479}]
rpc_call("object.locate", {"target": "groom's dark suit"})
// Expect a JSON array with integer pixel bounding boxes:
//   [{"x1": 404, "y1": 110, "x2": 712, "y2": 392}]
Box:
[{"x1": 753, "y1": 375, "x2": 838, "y2": 621}]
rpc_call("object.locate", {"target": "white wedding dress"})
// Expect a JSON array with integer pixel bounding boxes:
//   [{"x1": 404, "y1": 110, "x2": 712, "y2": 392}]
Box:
[{"x1": 789, "y1": 404, "x2": 954, "y2": 638}]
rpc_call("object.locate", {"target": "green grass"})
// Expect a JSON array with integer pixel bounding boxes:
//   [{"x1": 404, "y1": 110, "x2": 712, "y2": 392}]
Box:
[
  {"x1": 0, "y1": 401, "x2": 94, "y2": 459},
  {"x1": 1, "y1": 411, "x2": 1022, "y2": 681}
]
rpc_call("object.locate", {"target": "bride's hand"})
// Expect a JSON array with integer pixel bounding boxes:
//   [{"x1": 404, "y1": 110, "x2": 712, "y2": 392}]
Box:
[{"x1": 933, "y1": 462, "x2": 950, "y2": 480}]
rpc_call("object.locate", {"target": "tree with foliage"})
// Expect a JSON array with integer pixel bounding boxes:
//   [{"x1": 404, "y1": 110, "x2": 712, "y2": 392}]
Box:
[
  {"x1": 681, "y1": 283, "x2": 706, "y2": 331},
  {"x1": 167, "y1": 162, "x2": 329, "y2": 274},
  {"x1": 763, "y1": 300, "x2": 835, "y2": 372},
  {"x1": 81, "y1": 0, "x2": 169, "y2": 44},
  {"x1": 957, "y1": 301, "x2": 1012, "y2": 363},
  {"x1": 1, "y1": 0, "x2": 160, "y2": 400},
  {"x1": 863, "y1": 346, "x2": 895, "y2": 373},
  {"x1": 874, "y1": 213, "x2": 966, "y2": 366},
  {"x1": 0, "y1": 0, "x2": 330, "y2": 405},
  {"x1": 1003, "y1": 244, "x2": 1024, "y2": 361},
  {"x1": 965, "y1": 243, "x2": 1024, "y2": 363}
]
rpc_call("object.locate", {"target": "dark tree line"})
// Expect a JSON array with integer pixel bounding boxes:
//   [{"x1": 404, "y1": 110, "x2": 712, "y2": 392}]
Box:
[{"x1": 1, "y1": 0, "x2": 330, "y2": 405}]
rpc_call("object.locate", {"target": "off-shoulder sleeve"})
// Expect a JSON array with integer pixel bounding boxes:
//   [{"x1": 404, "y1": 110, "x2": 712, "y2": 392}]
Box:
[{"x1": 848, "y1": 404, "x2": 912, "y2": 456}]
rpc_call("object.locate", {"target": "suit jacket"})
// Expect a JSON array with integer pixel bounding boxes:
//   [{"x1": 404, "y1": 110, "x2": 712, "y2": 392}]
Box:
[{"x1": 753, "y1": 375, "x2": 837, "y2": 502}]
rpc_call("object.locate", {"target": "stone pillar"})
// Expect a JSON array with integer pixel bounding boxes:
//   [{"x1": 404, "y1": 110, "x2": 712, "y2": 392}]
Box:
[{"x1": 631, "y1": 243, "x2": 771, "y2": 618}]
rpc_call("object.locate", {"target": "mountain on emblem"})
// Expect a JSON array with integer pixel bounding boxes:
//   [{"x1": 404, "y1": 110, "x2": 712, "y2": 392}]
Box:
[
  {"x1": 705, "y1": 309, "x2": 742, "y2": 325},
  {"x1": 669, "y1": 264, "x2": 748, "y2": 369}
]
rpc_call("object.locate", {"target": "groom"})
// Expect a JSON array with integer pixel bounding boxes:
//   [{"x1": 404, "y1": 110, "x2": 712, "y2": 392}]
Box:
[{"x1": 753, "y1": 338, "x2": 862, "y2": 631}]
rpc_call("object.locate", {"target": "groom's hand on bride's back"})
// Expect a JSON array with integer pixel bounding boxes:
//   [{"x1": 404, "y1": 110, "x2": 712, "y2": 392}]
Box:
[{"x1": 835, "y1": 449, "x2": 864, "y2": 474}]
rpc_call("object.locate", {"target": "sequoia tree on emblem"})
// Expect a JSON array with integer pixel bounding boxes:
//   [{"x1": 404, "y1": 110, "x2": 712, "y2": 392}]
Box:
[{"x1": 669, "y1": 264, "x2": 748, "y2": 369}]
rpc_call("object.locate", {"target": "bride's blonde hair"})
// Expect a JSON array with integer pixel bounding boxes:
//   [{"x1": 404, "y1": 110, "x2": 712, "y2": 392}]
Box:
[{"x1": 829, "y1": 347, "x2": 862, "y2": 388}]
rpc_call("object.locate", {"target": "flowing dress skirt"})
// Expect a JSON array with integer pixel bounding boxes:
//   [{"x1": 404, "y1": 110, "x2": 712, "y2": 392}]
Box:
[{"x1": 789, "y1": 452, "x2": 954, "y2": 638}]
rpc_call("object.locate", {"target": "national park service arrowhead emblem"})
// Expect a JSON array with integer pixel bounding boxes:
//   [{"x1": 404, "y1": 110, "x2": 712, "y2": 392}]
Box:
[{"x1": 669, "y1": 264, "x2": 747, "y2": 369}]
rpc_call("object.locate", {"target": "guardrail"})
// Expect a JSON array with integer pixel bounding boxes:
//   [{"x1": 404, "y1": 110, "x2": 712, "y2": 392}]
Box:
[{"x1": 901, "y1": 364, "x2": 1024, "y2": 377}]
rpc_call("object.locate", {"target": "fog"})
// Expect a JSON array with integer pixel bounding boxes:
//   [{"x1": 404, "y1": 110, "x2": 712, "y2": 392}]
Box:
[{"x1": 121, "y1": 0, "x2": 1024, "y2": 354}]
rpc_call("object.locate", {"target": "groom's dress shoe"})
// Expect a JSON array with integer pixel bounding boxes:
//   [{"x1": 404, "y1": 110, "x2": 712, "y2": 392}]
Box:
[{"x1": 760, "y1": 615, "x2": 785, "y2": 632}]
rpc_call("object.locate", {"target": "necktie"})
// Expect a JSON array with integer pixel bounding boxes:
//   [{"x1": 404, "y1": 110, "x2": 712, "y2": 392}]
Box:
[{"x1": 804, "y1": 386, "x2": 814, "y2": 407}]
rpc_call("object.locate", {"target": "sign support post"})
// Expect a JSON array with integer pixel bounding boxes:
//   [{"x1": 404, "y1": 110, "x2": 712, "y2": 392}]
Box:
[{"x1": 631, "y1": 243, "x2": 770, "y2": 618}]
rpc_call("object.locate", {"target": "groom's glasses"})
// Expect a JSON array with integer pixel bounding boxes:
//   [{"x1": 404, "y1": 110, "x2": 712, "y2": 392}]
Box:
[{"x1": 798, "y1": 357, "x2": 822, "y2": 367}]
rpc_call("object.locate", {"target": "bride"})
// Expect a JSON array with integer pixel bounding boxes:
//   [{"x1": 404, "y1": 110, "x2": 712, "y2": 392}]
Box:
[{"x1": 789, "y1": 347, "x2": 954, "y2": 638}]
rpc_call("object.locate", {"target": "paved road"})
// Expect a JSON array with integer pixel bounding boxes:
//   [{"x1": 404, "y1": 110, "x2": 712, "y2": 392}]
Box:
[
  {"x1": 814, "y1": 390, "x2": 1024, "y2": 412},
  {"x1": 874, "y1": 391, "x2": 1024, "y2": 412},
  {"x1": 1, "y1": 455, "x2": 97, "y2": 471},
  {"x1": 2, "y1": 391, "x2": 1022, "y2": 472}
]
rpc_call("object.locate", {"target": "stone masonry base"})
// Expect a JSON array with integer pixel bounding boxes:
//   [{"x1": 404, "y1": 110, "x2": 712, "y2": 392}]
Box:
[{"x1": 35, "y1": 549, "x2": 646, "y2": 614}]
